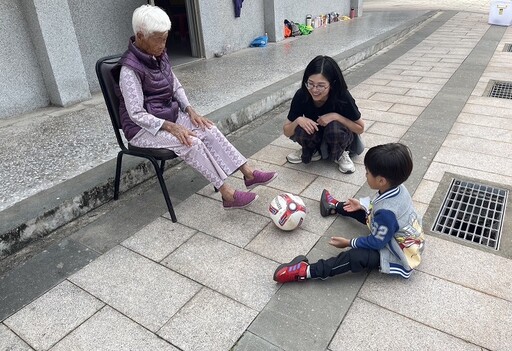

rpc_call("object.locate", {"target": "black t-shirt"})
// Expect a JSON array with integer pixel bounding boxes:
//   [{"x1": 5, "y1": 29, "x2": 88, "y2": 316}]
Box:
[{"x1": 287, "y1": 88, "x2": 361, "y2": 123}]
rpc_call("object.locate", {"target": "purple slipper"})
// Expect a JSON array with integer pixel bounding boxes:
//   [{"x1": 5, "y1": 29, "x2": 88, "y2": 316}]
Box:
[
  {"x1": 223, "y1": 190, "x2": 258, "y2": 210},
  {"x1": 244, "y1": 170, "x2": 278, "y2": 190}
]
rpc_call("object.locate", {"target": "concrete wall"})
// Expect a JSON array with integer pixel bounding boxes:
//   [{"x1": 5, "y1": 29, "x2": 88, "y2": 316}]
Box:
[
  {"x1": 23, "y1": 0, "x2": 91, "y2": 107},
  {"x1": 0, "y1": 0, "x2": 361, "y2": 119},
  {"x1": 0, "y1": 0, "x2": 141, "y2": 119},
  {"x1": 68, "y1": 0, "x2": 143, "y2": 92},
  {"x1": 198, "y1": 0, "x2": 266, "y2": 58},
  {"x1": 0, "y1": 1, "x2": 49, "y2": 118},
  {"x1": 265, "y1": 0, "x2": 352, "y2": 42}
]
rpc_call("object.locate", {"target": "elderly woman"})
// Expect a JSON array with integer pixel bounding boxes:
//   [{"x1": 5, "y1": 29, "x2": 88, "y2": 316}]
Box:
[{"x1": 117, "y1": 5, "x2": 276, "y2": 209}]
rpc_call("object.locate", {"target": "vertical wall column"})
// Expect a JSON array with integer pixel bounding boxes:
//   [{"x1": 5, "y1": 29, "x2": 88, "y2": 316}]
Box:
[
  {"x1": 21, "y1": 0, "x2": 90, "y2": 107},
  {"x1": 350, "y1": 0, "x2": 363, "y2": 17},
  {"x1": 263, "y1": 0, "x2": 279, "y2": 42}
]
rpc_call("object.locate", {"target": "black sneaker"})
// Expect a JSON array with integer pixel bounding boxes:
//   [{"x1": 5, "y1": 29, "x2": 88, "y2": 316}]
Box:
[{"x1": 320, "y1": 189, "x2": 337, "y2": 217}]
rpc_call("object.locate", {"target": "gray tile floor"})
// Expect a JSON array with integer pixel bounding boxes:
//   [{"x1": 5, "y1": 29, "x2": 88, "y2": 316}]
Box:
[{"x1": 1, "y1": 1, "x2": 512, "y2": 350}]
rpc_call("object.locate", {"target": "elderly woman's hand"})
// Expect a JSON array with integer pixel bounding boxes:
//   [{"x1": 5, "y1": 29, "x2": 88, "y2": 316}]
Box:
[
  {"x1": 186, "y1": 107, "x2": 214, "y2": 130},
  {"x1": 163, "y1": 121, "x2": 196, "y2": 147}
]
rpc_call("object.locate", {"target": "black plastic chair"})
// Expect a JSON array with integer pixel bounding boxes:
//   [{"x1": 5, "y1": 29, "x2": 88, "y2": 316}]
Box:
[{"x1": 95, "y1": 54, "x2": 178, "y2": 222}]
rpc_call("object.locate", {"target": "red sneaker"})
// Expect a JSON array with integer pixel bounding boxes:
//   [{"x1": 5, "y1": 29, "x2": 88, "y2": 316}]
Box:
[
  {"x1": 273, "y1": 255, "x2": 309, "y2": 283},
  {"x1": 244, "y1": 170, "x2": 277, "y2": 190},
  {"x1": 320, "y1": 189, "x2": 338, "y2": 217}
]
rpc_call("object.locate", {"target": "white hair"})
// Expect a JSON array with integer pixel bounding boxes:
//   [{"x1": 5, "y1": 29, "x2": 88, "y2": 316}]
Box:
[{"x1": 132, "y1": 5, "x2": 171, "y2": 37}]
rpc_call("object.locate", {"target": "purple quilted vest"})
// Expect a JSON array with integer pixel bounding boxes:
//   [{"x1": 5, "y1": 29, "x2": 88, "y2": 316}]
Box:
[{"x1": 116, "y1": 37, "x2": 179, "y2": 140}]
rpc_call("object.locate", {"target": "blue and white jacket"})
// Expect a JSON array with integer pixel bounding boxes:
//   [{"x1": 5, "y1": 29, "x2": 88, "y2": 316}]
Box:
[{"x1": 350, "y1": 184, "x2": 425, "y2": 278}]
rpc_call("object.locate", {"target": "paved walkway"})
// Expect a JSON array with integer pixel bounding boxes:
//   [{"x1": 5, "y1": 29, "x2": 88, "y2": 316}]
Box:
[
  {"x1": 1, "y1": 2, "x2": 512, "y2": 350},
  {"x1": 0, "y1": 9, "x2": 434, "y2": 257},
  {"x1": 364, "y1": 0, "x2": 491, "y2": 13}
]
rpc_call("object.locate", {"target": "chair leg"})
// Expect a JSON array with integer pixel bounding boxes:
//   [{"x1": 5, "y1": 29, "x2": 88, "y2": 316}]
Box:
[
  {"x1": 114, "y1": 151, "x2": 124, "y2": 200},
  {"x1": 149, "y1": 158, "x2": 177, "y2": 223},
  {"x1": 160, "y1": 160, "x2": 166, "y2": 173}
]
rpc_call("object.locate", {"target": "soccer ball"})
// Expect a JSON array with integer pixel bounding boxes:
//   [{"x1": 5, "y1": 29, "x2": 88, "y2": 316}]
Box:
[{"x1": 268, "y1": 193, "x2": 307, "y2": 231}]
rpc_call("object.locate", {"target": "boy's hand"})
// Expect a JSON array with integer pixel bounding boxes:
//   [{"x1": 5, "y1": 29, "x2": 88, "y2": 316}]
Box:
[
  {"x1": 343, "y1": 198, "x2": 361, "y2": 212},
  {"x1": 329, "y1": 236, "x2": 350, "y2": 248}
]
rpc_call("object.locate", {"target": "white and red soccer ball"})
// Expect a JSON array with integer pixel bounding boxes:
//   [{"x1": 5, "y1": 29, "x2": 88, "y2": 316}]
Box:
[{"x1": 268, "y1": 193, "x2": 307, "y2": 231}]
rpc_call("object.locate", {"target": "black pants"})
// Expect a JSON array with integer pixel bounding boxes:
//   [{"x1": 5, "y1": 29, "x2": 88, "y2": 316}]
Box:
[
  {"x1": 309, "y1": 205, "x2": 379, "y2": 279},
  {"x1": 309, "y1": 248, "x2": 380, "y2": 279}
]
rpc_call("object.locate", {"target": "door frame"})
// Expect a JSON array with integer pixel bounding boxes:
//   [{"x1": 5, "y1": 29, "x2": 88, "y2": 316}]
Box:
[{"x1": 185, "y1": 0, "x2": 205, "y2": 58}]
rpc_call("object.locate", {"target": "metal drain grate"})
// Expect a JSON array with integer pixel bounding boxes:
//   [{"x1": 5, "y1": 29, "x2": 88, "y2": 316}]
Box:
[
  {"x1": 432, "y1": 179, "x2": 508, "y2": 250},
  {"x1": 504, "y1": 43, "x2": 512, "y2": 52},
  {"x1": 487, "y1": 80, "x2": 512, "y2": 99}
]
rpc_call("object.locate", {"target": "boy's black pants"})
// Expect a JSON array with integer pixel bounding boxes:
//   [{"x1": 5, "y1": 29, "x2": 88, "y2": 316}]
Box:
[
  {"x1": 309, "y1": 248, "x2": 380, "y2": 279},
  {"x1": 309, "y1": 206, "x2": 380, "y2": 279}
]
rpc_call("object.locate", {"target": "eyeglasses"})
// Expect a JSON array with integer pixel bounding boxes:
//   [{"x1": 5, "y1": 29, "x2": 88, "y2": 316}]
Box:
[{"x1": 305, "y1": 81, "x2": 330, "y2": 92}]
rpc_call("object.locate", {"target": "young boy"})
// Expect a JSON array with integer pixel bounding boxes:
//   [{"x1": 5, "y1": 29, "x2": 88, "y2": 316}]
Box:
[{"x1": 273, "y1": 143, "x2": 425, "y2": 283}]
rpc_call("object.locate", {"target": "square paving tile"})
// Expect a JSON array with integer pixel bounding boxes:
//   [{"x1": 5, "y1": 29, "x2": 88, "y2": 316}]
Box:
[
  {"x1": 458, "y1": 113, "x2": 511, "y2": 131},
  {"x1": 246, "y1": 223, "x2": 320, "y2": 263},
  {"x1": 356, "y1": 99, "x2": 393, "y2": 111},
  {"x1": 0, "y1": 238, "x2": 99, "y2": 321},
  {"x1": 169, "y1": 193, "x2": 269, "y2": 247},
  {"x1": 387, "y1": 80, "x2": 443, "y2": 92},
  {"x1": 69, "y1": 246, "x2": 201, "y2": 332},
  {"x1": 359, "y1": 271, "x2": 512, "y2": 350},
  {"x1": 423, "y1": 161, "x2": 512, "y2": 187},
  {"x1": 330, "y1": 298, "x2": 481, "y2": 351},
  {"x1": 0, "y1": 324, "x2": 32, "y2": 350},
  {"x1": 411, "y1": 179, "x2": 439, "y2": 204},
  {"x1": 467, "y1": 95, "x2": 512, "y2": 110},
  {"x1": 405, "y1": 88, "x2": 441, "y2": 99},
  {"x1": 434, "y1": 146, "x2": 504, "y2": 175},
  {"x1": 51, "y1": 306, "x2": 178, "y2": 350},
  {"x1": 370, "y1": 93, "x2": 431, "y2": 107},
  {"x1": 462, "y1": 103, "x2": 512, "y2": 118},
  {"x1": 419, "y1": 235, "x2": 512, "y2": 303},
  {"x1": 450, "y1": 123, "x2": 512, "y2": 146},
  {"x1": 366, "y1": 121, "x2": 409, "y2": 138},
  {"x1": 285, "y1": 160, "x2": 366, "y2": 188},
  {"x1": 249, "y1": 258, "x2": 366, "y2": 351},
  {"x1": 301, "y1": 177, "x2": 361, "y2": 204},
  {"x1": 388, "y1": 103, "x2": 425, "y2": 116},
  {"x1": 244, "y1": 159, "x2": 319, "y2": 195},
  {"x1": 4, "y1": 280, "x2": 103, "y2": 350},
  {"x1": 158, "y1": 288, "x2": 257, "y2": 351},
  {"x1": 251, "y1": 144, "x2": 291, "y2": 166},
  {"x1": 297, "y1": 196, "x2": 337, "y2": 235},
  {"x1": 232, "y1": 331, "x2": 284, "y2": 351},
  {"x1": 206, "y1": 184, "x2": 335, "y2": 236},
  {"x1": 270, "y1": 134, "x2": 299, "y2": 149},
  {"x1": 162, "y1": 233, "x2": 279, "y2": 310},
  {"x1": 121, "y1": 217, "x2": 196, "y2": 262},
  {"x1": 361, "y1": 133, "x2": 399, "y2": 149},
  {"x1": 359, "y1": 109, "x2": 417, "y2": 126}
]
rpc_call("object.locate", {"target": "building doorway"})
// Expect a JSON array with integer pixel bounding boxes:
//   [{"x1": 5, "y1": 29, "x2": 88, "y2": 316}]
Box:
[{"x1": 152, "y1": 0, "x2": 204, "y2": 65}]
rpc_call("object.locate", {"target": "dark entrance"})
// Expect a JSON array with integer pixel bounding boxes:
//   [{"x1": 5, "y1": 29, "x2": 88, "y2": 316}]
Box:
[{"x1": 154, "y1": 0, "x2": 203, "y2": 65}]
